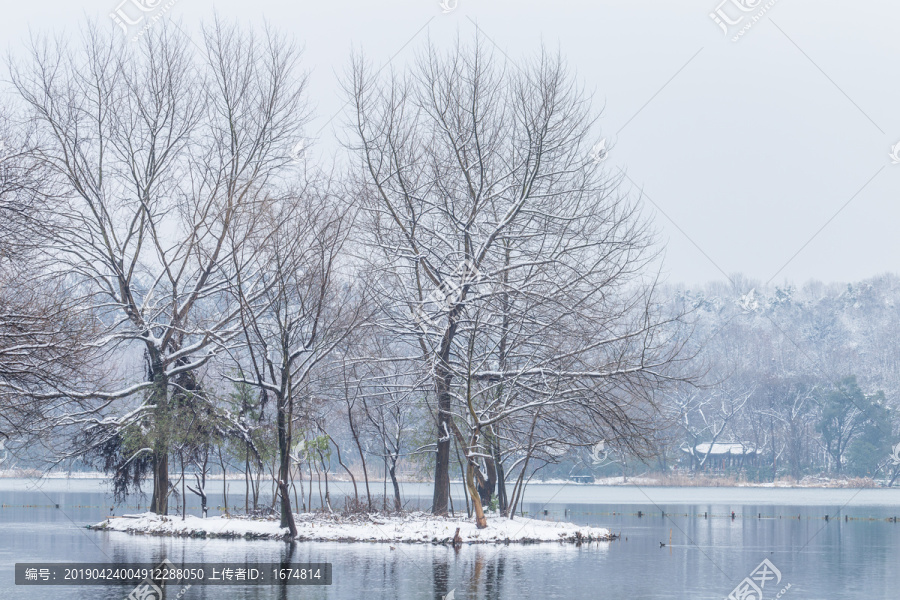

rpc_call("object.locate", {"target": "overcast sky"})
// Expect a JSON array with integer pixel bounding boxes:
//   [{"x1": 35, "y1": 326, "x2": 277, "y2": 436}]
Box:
[{"x1": 3, "y1": 0, "x2": 898, "y2": 287}]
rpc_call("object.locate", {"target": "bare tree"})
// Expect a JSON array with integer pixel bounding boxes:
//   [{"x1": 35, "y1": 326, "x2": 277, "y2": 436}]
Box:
[
  {"x1": 334, "y1": 351, "x2": 376, "y2": 510},
  {"x1": 359, "y1": 360, "x2": 419, "y2": 513},
  {"x1": 229, "y1": 179, "x2": 362, "y2": 534},
  {"x1": 0, "y1": 103, "x2": 101, "y2": 450},
  {"x1": 8, "y1": 19, "x2": 308, "y2": 513},
  {"x1": 348, "y1": 36, "x2": 690, "y2": 523}
]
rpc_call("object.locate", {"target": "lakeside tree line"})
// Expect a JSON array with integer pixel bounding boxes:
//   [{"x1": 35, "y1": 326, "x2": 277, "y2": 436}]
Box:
[
  {"x1": 659, "y1": 276, "x2": 899, "y2": 483},
  {"x1": 0, "y1": 21, "x2": 896, "y2": 532}
]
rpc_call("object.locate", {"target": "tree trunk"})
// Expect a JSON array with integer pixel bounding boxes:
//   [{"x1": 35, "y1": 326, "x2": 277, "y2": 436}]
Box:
[
  {"x1": 314, "y1": 460, "x2": 323, "y2": 510},
  {"x1": 276, "y1": 394, "x2": 296, "y2": 534},
  {"x1": 348, "y1": 406, "x2": 373, "y2": 510},
  {"x1": 218, "y1": 447, "x2": 228, "y2": 514},
  {"x1": 478, "y1": 455, "x2": 497, "y2": 508},
  {"x1": 307, "y1": 457, "x2": 313, "y2": 511},
  {"x1": 201, "y1": 453, "x2": 208, "y2": 517},
  {"x1": 388, "y1": 462, "x2": 402, "y2": 512},
  {"x1": 292, "y1": 468, "x2": 299, "y2": 513},
  {"x1": 181, "y1": 453, "x2": 186, "y2": 520},
  {"x1": 253, "y1": 465, "x2": 261, "y2": 510},
  {"x1": 197, "y1": 475, "x2": 208, "y2": 518},
  {"x1": 327, "y1": 433, "x2": 358, "y2": 504},
  {"x1": 494, "y1": 248, "x2": 511, "y2": 515},
  {"x1": 432, "y1": 366, "x2": 453, "y2": 515},
  {"x1": 149, "y1": 377, "x2": 170, "y2": 515},
  {"x1": 431, "y1": 315, "x2": 459, "y2": 516},
  {"x1": 454, "y1": 440, "x2": 471, "y2": 517},
  {"x1": 322, "y1": 454, "x2": 332, "y2": 513},
  {"x1": 150, "y1": 451, "x2": 169, "y2": 515},
  {"x1": 466, "y1": 461, "x2": 488, "y2": 528},
  {"x1": 492, "y1": 435, "x2": 508, "y2": 515},
  {"x1": 271, "y1": 455, "x2": 278, "y2": 507},
  {"x1": 298, "y1": 463, "x2": 307, "y2": 512},
  {"x1": 278, "y1": 480, "x2": 297, "y2": 538},
  {"x1": 244, "y1": 451, "x2": 250, "y2": 514},
  {"x1": 508, "y1": 413, "x2": 540, "y2": 519}
]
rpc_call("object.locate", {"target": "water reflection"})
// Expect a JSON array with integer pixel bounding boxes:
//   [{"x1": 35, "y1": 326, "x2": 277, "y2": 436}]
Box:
[
  {"x1": 4, "y1": 481, "x2": 900, "y2": 599},
  {"x1": 278, "y1": 542, "x2": 295, "y2": 600},
  {"x1": 432, "y1": 553, "x2": 451, "y2": 599}
]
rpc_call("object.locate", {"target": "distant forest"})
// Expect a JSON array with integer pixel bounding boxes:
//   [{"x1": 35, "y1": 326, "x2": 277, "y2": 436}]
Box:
[{"x1": 627, "y1": 274, "x2": 900, "y2": 482}]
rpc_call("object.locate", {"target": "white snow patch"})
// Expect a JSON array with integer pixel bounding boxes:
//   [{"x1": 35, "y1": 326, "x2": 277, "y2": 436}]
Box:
[{"x1": 91, "y1": 511, "x2": 615, "y2": 544}]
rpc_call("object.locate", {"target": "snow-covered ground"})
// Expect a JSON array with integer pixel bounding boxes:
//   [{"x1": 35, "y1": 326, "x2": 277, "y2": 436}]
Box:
[{"x1": 90, "y1": 511, "x2": 615, "y2": 544}]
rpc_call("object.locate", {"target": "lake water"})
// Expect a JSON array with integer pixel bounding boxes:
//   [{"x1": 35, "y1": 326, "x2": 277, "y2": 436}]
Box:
[{"x1": 2, "y1": 478, "x2": 899, "y2": 599}]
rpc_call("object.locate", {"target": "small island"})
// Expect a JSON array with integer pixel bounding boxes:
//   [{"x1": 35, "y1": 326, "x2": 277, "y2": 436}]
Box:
[{"x1": 90, "y1": 512, "x2": 616, "y2": 545}]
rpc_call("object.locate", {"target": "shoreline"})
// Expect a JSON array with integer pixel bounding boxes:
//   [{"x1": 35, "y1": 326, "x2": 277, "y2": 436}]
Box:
[
  {"x1": 2, "y1": 469, "x2": 889, "y2": 489},
  {"x1": 88, "y1": 512, "x2": 617, "y2": 545}
]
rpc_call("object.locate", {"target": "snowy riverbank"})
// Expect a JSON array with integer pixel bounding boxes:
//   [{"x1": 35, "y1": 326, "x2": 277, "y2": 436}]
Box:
[
  {"x1": 539, "y1": 475, "x2": 884, "y2": 488},
  {"x1": 89, "y1": 511, "x2": 616, "y2": 544}
]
